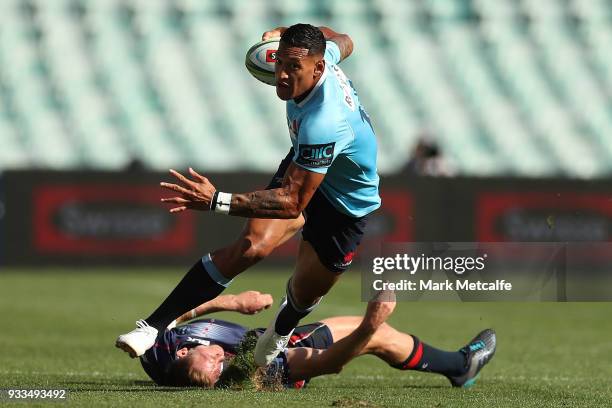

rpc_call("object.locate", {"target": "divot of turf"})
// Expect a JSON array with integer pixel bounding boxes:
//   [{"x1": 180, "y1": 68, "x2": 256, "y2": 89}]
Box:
[
  {"x1": 216, "y1": 330, "x2": 284, "y2": 392},
  {"x1": 331, "y1": 397, "x2": 381, "y2": 408}
]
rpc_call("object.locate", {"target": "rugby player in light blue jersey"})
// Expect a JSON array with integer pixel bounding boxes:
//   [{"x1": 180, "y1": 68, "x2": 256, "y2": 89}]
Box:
[{"x1": 117, "y1": 24, "x2": 383, "y2": 368}]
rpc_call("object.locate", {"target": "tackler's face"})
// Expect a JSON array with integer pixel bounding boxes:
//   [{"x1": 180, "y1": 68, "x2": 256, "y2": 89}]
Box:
[
  {"x1": 275, "y1": 43, "x2": 325, "y2": 101},
  {"x1": 176, "y1": 344, "x2": 225, "y2": 385}
]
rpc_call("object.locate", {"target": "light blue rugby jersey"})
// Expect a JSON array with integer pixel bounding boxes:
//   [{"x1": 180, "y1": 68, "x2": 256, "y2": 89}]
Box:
[{"x1": 286, "y1": 41, "x2": 381, "y2": 218}]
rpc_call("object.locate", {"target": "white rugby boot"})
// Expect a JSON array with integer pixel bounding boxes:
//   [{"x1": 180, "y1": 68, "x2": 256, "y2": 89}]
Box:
[
  {"x1": 115, "y1": 320, "x2": 158, "y2": 358},
  {"x1": 254, "y1": 322, "x2": 293, "y2": 367}
]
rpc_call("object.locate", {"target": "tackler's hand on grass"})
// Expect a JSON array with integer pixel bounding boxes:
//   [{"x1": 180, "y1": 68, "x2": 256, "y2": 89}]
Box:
[{"x1": 160, "y1": 168, "x2": 217, "y2": 213}]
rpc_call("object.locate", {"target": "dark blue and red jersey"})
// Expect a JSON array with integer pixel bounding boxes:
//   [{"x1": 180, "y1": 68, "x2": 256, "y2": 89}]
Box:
[
  {"x1": 139, "y1": 318, "x2": 333, "y2": 388},
  {"x1": 140, "y1": 318, "x2": 249, "y2": 385}
]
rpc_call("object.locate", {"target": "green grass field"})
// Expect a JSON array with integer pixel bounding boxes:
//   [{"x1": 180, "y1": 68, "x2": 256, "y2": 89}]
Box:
[{"x1": 1, "y1": 268, "x2": 611, "y2": 407}]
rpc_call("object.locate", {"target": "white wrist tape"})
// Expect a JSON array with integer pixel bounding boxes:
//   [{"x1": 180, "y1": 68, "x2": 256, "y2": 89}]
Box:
[
  {"x1": 190, "y1": 309, "x2": 196, "y2": 319},
  {"x1": 214, "y1": 191, "x2": 232, "y2": 214}
]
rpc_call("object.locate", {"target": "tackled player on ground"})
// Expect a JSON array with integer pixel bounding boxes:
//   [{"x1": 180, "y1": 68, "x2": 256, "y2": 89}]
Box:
[{"x1": 136, "y1": 291, "x2": 496, "y2": 389}]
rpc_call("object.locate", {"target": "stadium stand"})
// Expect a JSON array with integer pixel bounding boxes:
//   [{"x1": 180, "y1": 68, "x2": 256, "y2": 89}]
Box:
[{"x1": 0, "y1": 0, "x2": 610, "y2": 177}]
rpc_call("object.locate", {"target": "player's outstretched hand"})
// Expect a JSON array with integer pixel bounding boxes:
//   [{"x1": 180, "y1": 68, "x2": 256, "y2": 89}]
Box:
[
  {"x1": 234, "y1": 291, "x2": 273, "y2": 315},
  {"x1": 262, "y1": 26, "x2": 287, "y2": 40},
  {"x1": 160, "y1": 168, "x2": 216, "y2": 213},
  {"x1": 361, "y1": 289, "x2": 396, "y2": 333}
]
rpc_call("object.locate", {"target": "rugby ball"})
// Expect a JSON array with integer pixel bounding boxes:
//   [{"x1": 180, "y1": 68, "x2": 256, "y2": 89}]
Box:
[{"x1": 245, "y1": 38, "x2": 280, "y2": 86}]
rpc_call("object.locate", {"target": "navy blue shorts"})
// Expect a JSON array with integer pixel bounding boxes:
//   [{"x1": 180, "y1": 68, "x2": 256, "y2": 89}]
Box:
[
  {"x1": 266, "y1": 149, "x2": 369, "y2": 274},
  {"x1": 289, "y1": 322, "x2": 334, "y2": 349}
]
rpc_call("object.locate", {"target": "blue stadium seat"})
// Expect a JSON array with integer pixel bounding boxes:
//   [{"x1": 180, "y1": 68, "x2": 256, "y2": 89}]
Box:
[{"x1": 0, "y1": 0, "x2": 610, "y2": 177}]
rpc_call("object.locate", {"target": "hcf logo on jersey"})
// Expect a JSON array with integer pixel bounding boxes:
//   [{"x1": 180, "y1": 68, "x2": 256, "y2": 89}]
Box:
[{"x1": 297, "y1": 142, "x2": 336, "y2": 167}]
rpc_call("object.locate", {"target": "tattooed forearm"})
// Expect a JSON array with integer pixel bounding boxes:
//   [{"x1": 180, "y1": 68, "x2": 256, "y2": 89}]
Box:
[{"x1": 229, "y1": 188, "x2": 301, "y2": 219}]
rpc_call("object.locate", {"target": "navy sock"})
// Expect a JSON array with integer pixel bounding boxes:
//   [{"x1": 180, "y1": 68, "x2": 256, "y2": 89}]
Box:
[
  {"x1": 145, "y1": 254, "x2": 231, "y2": 331},
  {"x1": 274, "y1": 301, "x2": 312, "y2": 335},
  {"x1": 391, "y1": 336, "x2": 468, "y2": 377},
  {"x1": 274, "y1": 281, "x2": 320, "y2": 336}
]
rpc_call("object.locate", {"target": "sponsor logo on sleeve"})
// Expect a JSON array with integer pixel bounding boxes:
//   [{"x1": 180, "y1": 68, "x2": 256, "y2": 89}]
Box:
[{"x1": 296, "y1": 142, "x2": 336, "y2": 168}]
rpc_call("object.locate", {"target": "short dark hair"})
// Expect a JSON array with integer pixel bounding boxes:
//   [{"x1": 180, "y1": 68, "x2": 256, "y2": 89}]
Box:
[
  {"x1": 280, "y1": 24, "x2": 326, "y2": 56},
  {"x1": 164, "y1": 354, "x2": 214, "y2": 388}
]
